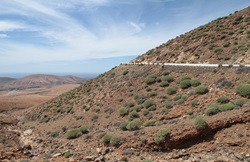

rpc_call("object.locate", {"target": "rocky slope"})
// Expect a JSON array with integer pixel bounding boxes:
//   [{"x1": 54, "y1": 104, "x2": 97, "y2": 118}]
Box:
[
  {"x1": 1, "y1": 6, "x2": 250, "y2": 162},
  {"x1": 132, "y1": 7, "x2": 250, "y2": 64},
  {"x1": 0, "y1": 74, "x2": 85, "y2": 90}
]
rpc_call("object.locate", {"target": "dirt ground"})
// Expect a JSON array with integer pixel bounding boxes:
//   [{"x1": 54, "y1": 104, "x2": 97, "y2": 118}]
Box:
[{"x1": 0, "y1": 84, "x2": 80, "y2": 112}]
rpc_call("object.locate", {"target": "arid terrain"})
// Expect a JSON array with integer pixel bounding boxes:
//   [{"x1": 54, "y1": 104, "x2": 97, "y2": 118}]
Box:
[
  {"x1": 0, "y1": 84, "x2": 80, "y2": 112},
  {"x1": 0, "y1": 74, "x2": 85, "y2": 91},
  {"x1": 1, "y1": 6, "x2": 250, "y2": 162}
]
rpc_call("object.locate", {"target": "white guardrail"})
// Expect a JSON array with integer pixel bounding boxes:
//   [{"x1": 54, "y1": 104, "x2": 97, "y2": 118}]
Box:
[{"x1": 125, "y1": 62, "x2": 249, "y2": 67}]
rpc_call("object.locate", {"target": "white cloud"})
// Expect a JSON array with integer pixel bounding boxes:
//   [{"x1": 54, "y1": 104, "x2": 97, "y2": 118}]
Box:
[
  {"x1": 0, "y1": 21, "x2": 27, "y2": 31},
  {"x1": 0, "y1": 0, "x2": 177, "y2": 67},
  {"x1": 128, "y1": 21, "x2": 145, "y2": 33},
  {"x1": 0, "y1": 34, "x2": 8, "y2": 38}
]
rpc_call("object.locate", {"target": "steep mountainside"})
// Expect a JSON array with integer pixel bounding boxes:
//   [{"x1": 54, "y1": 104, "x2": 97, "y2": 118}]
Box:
[
  {"x1": 132, "y1": 7, "x2": 250, "y2": 64},
  {"x1": 2, "y1": 6, "x2": 250, "y2": 162},
  {"x1": 0, "y1": 74, "x2": 85, "y2": 90}
]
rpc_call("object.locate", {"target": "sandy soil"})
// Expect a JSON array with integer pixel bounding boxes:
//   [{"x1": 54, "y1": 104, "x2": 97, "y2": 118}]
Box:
[{"x1": 0, "y1": 84, "x2": 80, "y2": 112}]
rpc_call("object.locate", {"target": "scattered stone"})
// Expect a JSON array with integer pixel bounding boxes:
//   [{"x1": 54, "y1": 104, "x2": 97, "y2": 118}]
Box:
[
  {"x1": 95, "y1": 155, "x2": 105, "y2": 162},
  {"x1": 52, "y1": 152, "x2": 61, "y2": 158},
  {"x1": 23, "y1": 129, "x2": 33, "y2": 136},
  {"x1": 234, "y1": 153, "x2": 243, "y2": 160},
  {"x1": 122, "y1": 149, "x2": 133, "y2": 156},
  {"x1": 96, "y1": 148, "x2": 102, "y2": 154},
  {"x1": 85, "y1": 155, "x2": 95, "y2": 161},
  {"x1": 102, "y1": 148, "x2": 109, "y2": 155}
]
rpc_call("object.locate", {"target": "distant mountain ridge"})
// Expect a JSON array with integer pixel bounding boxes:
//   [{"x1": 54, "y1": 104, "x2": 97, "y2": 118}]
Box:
[
  {"x1": 0, "y1": 77, "x2": 16, "y2": 86},
  {"x1": 0, "y1": 74, "x2": 86, "y2": 90}
]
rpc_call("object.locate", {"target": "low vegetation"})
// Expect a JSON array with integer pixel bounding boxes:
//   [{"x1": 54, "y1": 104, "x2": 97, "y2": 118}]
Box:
[
  {"x1": 195, "y1": 85, "x2": 209, "y2": 94},
  {"x1": 65, "y1": 128, "x2": 82, "y2": 139},
  {"x1": 145, "y1": 75, "x2": 157, "y2": 85},
  {"x1": 193, "y1": 116, "x2": 207, "y2": 130},
  {"x1": 236, "y1": 83, "x2": 250, "y2": 98},
  {"x1": 153, "y1": 128, "x2": 169, "y2": 144},
  {"x1": 126, "y1": 120, "x2": 142, "y2": 130}
]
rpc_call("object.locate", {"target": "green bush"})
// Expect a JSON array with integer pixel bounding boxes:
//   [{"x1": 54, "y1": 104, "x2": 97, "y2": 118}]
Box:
[
  {"x1": 126, "y1": 120, "x2": 142, "y2": 130},
  {"x1": 223, "y1": 42, "x2": 231, "y2": 47},
  {"x1": 64, "y1": 152, "x2": 72, "y2": 158},
  {"x1": 128, "y1": 111, "x2": 139, "y2": 121},
  {"x1": 119, "y1": 122, "x2": 128, "y2": 131},
  {"x1": 180, "y1": 80, "x2": 191, "y2": 89},
  {"x1": 179, "y1": 76, "x2": 191, "y2": 83},
  {"x1": 153, "y1": 128, "x2": 169, "y2": 144},
  {"x1": 195, "y1": 85, "x2": 209, "y2": 94},
  {"x1": 232, "y1": 98, "x2": 247, "y2": 107},
  {"x1": 147, "y1": 105, "x2": 156, "y2": 111},
  {"x1": 79, "y1": 126, "x2": 89, "y2": 134},
  {"x1": 214, "y1": 48, "x2": 223, "y2": 54},
  {"x1": 173, "y1": 95, "x2": 182, "y2": 101},
  {"x1": 236, "y1": 84, "x2": 250, "y2": 98},
  {"x1": 144, "y1": 99, "x2": 155, "y2": 108},
  {"x1": 164, "y1": 100, "x2": 172, "y2": 109},
  {"x1": 142, "y1": 109, "x2": 149, "y2": 116},
  {"x1": 122, "y1": 70, "x2": 129, "y2": 75},
  {"x1": 110, "y1": 136, "x2": 121, "y2": 146},
  {"x1": 119, "y1": 107, "x2": 129, "y2": 117},
  {"x1": 204, "y1": 104, "x2": 220, "y2": 116},
  {"x1": 217, "y1": 96, "x2": 229, "y2": 104},
  {"x1": 218, "y1": 103, "x2": 236, "y2": 111},
  {"x1": 50, "y1": 131, "x2": 59, "y2": 138},
  {"x1": 149, "y1": 91, "x2": 157, "y2": 96},
  {"x1": 161, "y1": 70, "x2": 170, "y2": 76},
  {"x1": 155, "y1": 77, "x2": 161, "y2": 82},
  {"x1": 190, "y1": 100, "x2": 198, "y2": 107},
  {"x1": 145, "y1": 75, "x2": 157, "y2": 85},
  {"x1": 91, "y1": 114, "x2": 99, "y2": 122},
  {"x1": 208, "y1": 44, "x2": 214, "y2": 50},
  {"x1": 130, "y1": 105, "x2": 142, "y2": 112},
  {"x1": 102, "y1": 134, "x2": 112, "y2": 144},
  {"x1": 160, "y1": 81, "x2": 169, "y2": 87},
  {"x1": 190, "y1": 79, "x2": 201, "y2": 87},
  {"x1": 136, "y1": 98, "x2": 145, "y2": 105},
  {"x1": 162, "y1": 75, "x2": 174, "y2": 82},
  {"x1": 65, "y1": 128, "x2": 81, "y2": 139},
  {"x1": 142, "y1": 160, "x2": 153, "y2": 162},
  {"x1": 143, "y1": 119, "x2": 156, "y2": 127},
  {"x1": 125, "y1": 102, "x2": 135, "y2": 108},
  {"x1": 166, "y1": 86, "x2": 177, "y2": 95},
  {"x1": 193, "y1": 116, "x2": 207, "y2": 130},
  {"x1": 177, "y1": 98, "x2": 185, "y2": 105},
  {"x1": 161, "y1": 108, "x2": 169, "y2": 113}
]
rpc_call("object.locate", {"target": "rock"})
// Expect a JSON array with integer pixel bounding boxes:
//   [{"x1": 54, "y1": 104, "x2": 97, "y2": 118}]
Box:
[
  {"x1": 69, "y1": 158, "x2": 75, "y2": 162},
  {"x1": 237, "y1": 132, "x2": 243, "y2": 138},
  {"x1": 52, "y1": 152, "x2": 61, "y2": 158},
  {"x1": 22, "y1": 139, "x2": 32, "y2": 150},
  {"x1": 96, "y1": 148, "x2": 102, "y2": 154},
  {"x1": 234, "y1": 153, "x2": 243, "y2": 160},
  {"x1": 85, "y1": 156, "x2": 94, "y2": 161},
  {"x1": 95, "y1": 155, "x2": 105, "y2": 162},
  {"x1": 102, "y1": 148, "x2": 109, "y2": 155},
  {"x1": 122, "y1": 149, "x2": 133, "y2": 156},
  {"x1": 23, "y1": 129, "x2": 33, "y2": 136}
]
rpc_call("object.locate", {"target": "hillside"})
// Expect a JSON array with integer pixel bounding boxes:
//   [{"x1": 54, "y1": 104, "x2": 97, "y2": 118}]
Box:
[
  {"x1": 132, "y1": 7, "x2": 250, "y2": 64},
  {"x1": 0, "y1": 74, "x2": 85, "y2": 90},
  {"x1": 1, "y1": 6, "x2": 250, "y2": 162},
  {"x1": 0, "y1": 77, "x2": 16, "y2": 86}
]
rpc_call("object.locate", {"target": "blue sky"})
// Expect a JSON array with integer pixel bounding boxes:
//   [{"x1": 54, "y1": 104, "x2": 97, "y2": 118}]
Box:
[{"x1": 0, "y1": 0, "x2": 249, "y2": 75}]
